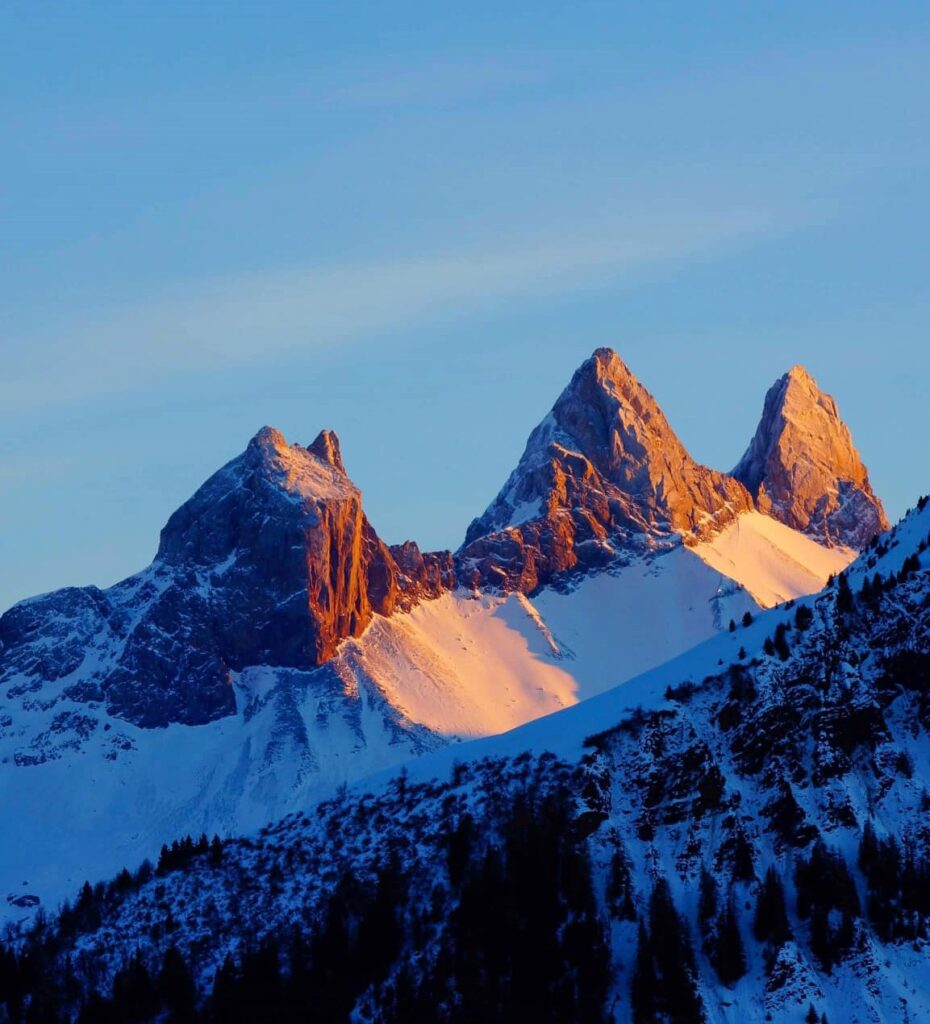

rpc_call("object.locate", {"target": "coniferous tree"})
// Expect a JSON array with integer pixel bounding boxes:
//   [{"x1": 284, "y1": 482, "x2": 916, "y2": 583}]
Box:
[
  {"x1": 208, "y1": 955, "x2": 238, "y2": 1024},
  {"x1": 356, "y1": 859, "x2": 406, "y2": 991},
  {"x1": 731, "y1": 829, "x2": 755, "y2": 883},
  {"x1": 858, "y1": 821, "x2": 879, "y2": 875},
  {"x1": 631, "y1": 880, "x2": 704, "y2": 1023},
  {"x1": 710, "y1": 896, "x2": 746, "y2": 986},
  {"x1": 773, "y1": 622, "x2": 791, "y2": 661},
  {"x1": 607, "y1": 847, "x2": 637, "y2": 921},
  {"x1": 796, "y1": 842, "x2": 860, "y2": 969},
  {"x1": 697, "y1": 869, "x2": 717, "y2": 945},
  {"x1": 447, "y1": 812, "x2": 475, "y2": 889},
  {"x1": 631, "y1": 920, "x2": 658, "y2": 1024},
  {"x1": 111, "y1": 950, "x2": 159, "y2": 1023},
  {"x1": 753, "y1": 866, "x2": 792, "y2": 946},
  {"x1": 158, "y1": 946, "x2": 196, "y2": 1023}
]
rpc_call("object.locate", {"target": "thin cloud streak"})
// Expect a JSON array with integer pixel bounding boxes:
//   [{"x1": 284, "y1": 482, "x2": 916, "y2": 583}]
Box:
[{"x1": 1, "y1": 209, "x2": 794, "y2": 412}]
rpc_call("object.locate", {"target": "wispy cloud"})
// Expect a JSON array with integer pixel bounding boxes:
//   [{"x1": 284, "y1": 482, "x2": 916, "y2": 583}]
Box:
[{"x1": 1, "y1": 208, "x2": 793, "y2": 412}]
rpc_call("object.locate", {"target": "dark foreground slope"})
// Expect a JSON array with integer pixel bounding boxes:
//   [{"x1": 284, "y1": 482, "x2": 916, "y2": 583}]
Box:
[{"x1": 3, "y1": 497, "x2": 930, "y2": 1023}]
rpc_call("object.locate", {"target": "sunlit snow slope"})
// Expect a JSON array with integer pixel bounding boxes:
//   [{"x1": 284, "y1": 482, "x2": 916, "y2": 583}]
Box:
[
  {"x1": 313, "y1": 516, "x2": 852, "y2": 740},
  {"x1": 691, "y1": 510, "x2": 854, "y2": 607}
]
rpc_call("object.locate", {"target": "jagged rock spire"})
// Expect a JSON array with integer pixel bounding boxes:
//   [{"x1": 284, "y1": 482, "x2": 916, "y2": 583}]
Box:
[
  {"x1": 307, "y1": 429, "x2": 346, "y2": 474},
  {"x1": 459, "y1": 348, "x2": 754, "y2": 591},
  {"x1": 733, "y1": 365, "x2": 888, "y2": 549},
  {"x1": 0, "y1": 426, "x2": 452, "y2": 729}
]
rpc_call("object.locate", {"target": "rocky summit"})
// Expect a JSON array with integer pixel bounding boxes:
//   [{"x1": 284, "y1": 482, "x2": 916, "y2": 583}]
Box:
[
  {"x1": 458, "y1": 349, "x2": 883, "y2": 592},
  {"x1": 0, "y1": 426, "x2": 451, "y2": 729},
  {"x1": 458, "y1": 349, "x2": 755, "y2": 591},
  {"x1": 733, "y1": 365, "x2": 889, "y2": 549}
]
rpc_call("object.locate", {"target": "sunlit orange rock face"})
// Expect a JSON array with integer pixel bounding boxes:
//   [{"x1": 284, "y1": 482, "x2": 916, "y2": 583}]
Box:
[
  {"x1": 458, "y1": 349, "x2": 755, "y2": 591},
  {"x1": 0, "y1": 426, "x2": 455, "y2": 727},
  {"x1": 458, "y1": 349, "x2": 887, "y2": 592},
  {"x1": 156, "y1": 426, "x2": 452, "y2": 670},
  {"x1": 732, "y1": 365, "x2": 889, "y2": 550}
]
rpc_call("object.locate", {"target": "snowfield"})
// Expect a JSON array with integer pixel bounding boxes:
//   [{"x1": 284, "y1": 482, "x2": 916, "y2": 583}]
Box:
[{"x1": 692, "y1": 510, "x2": 854, "y2": 607}]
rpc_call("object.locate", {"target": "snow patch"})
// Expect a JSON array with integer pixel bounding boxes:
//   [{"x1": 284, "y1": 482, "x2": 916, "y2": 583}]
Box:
[{"x1": 692, "y1": 511, "x2": 855, "y2": 608}]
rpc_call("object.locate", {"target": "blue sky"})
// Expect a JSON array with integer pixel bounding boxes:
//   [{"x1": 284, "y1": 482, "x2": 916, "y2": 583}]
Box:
[{"x1": 2, "y1": 2, "x2": 929, "y2": 610}]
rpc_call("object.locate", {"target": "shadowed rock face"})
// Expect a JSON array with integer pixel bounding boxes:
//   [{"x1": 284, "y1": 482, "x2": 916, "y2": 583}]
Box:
[
  {"x1": 733, "y1": 366, "x2": 889, "y2": 549},
  {"x1": 0, "y1": 427, "x2": 450, "y2": 727},
  {"x1": 458, "y1": 349, "x2": 755, "y2": 591}
]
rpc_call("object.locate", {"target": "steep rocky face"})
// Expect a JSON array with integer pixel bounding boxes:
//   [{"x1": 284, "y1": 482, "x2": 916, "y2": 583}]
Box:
[
  {"x1": 389, "y1": 541, "x2": 456, "y2": 610},
  {"x1": 0, "y1": 427, "x2": 451, "y2": 728},
  {"x1": 156, "y1": 425, "x2": 402, "y2": 666},
  {"x1": 459, "y1": 348, "x2": 754, "y2": 591},
  {"x1": 733, "y1": 365, "x2": 888, "y2": 549}
]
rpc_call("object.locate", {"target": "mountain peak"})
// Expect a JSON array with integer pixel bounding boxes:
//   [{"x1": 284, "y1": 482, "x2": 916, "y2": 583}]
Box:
[
  {"x1": 733, "y1": 366, "x2": 888, "y2": 549},
  {"x1": 249, "y1": 424, "x2": 288, "y2": 452},
  {"x1": 97, "y1": 423, "x2": 451, "y2": 726},
  {"x1": 785, "y1": 362, "x2": 813, "y2": 382},
  {"x1": 549, "y1": 349, "x2": 693, "y2": 484},
  {"x1": 307, "y1": 429, "x2": 346, "y2": 474},
  {"x1": 575, "y1": 346, "x2": 642, "y2": 395},
  {"x1": 589, "y1": 345, "x2": 633, "y2": 376},
  {"x1": 460, "y1": 352, "x2": 753, "y2": 590}
]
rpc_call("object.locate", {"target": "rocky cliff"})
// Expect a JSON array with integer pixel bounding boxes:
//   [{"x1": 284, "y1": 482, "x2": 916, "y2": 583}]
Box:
[
  {"x1": 0, "y1": 427, "x2": 450, "y2": 728},
  {"x1": 733, "y1": 365, "x2": 888, "y2": 549},
  {"x1": 460, "y1": 350, "x2": 885, "y2": 592},
  {"x1": 459, "y1": 348, "x2": 755, "y2": 591}
]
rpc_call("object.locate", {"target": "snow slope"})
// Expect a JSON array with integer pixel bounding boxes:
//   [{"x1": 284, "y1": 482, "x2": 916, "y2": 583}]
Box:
[
  {"x1": 352, "y1": 516, "x2": 849, "y2": 740},
  {"x1": 0, "y1": 661, "x2": 443, "y2": 924},
  {"x1": 343, "y1": 546, "x2": 754, "y2": 737},
  {"x1": 691, "y1": 510, "x2": 854, "y2": 607}
]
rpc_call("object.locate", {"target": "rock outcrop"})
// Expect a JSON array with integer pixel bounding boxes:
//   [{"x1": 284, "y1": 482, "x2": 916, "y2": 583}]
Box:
[
  {"x1": 0, "y1": 427, "x2": 451, "y2": 727},
  {"x1": 459, "y1": 348, "x2": 755, "y2": 591},
  {"x1": 733, "y1": 365, "x2": 888, "y2": 549}
]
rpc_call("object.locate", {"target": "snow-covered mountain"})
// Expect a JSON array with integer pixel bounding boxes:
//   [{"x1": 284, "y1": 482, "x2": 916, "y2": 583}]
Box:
[
  {"x1": 5, "y1": 496, "x2": 928, "y2": 1022},
  {"x1": 0, "y1": 349, "x2": 881, "y2": 922}
]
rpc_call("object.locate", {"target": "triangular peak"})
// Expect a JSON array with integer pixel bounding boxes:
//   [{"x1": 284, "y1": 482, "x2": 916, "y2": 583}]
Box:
[
  {"x1": 733, "y1": 367, "x2": 888, "y2": 549},
  {"x1": 307, "y1": 429, "x2": 346, "y2": 474}
]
